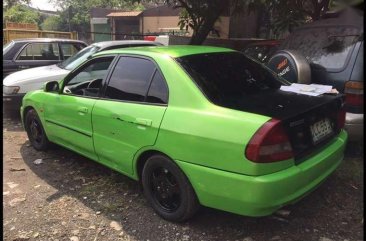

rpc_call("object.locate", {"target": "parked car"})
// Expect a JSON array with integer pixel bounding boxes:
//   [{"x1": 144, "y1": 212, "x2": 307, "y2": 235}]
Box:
[
  {"x1": 242, "y1": 39, "x2": 281, "y2": 63},
  {"x1": 21, "y1": 46, "x2": 347, "y2": 222},
  {"x1": 269, "y1": 7, "x2": 363, "y2": 141},
  {"x1": 3, "y1": 40, "x2": 162, "y2": 112},
  {"x1": 3, "y1": 38, "x2": 87, "y2": 77}
]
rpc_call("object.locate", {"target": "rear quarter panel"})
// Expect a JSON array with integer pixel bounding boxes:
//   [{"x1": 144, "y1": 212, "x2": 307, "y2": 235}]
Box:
[{"x1": 149, "y1": 54, "x2": 294, "y2": 176}]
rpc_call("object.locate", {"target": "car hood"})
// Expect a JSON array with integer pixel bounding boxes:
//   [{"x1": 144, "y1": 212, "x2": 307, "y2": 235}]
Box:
[{"x1": 3, "y1": 64, "x2": 70, "y2": 86}]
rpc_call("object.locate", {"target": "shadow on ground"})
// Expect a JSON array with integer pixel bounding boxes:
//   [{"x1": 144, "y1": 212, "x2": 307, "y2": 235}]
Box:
[{"x1": 18, "y1": 137, "x2": 364, "y2": 241}]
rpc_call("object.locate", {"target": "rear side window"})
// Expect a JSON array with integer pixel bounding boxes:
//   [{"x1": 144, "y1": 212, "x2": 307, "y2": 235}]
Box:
[
  {"x1": 105, "y1": 57, "x2": 156, "y2": 102},
  {"x1": 17, "y1": 43, "x2": 60, "y2": 61},
  {"x1": 176, "y1": 52, "x2": 284, "y2": 107},
  {"x1": 282, "y1": 26, "x2": 360, "y2": 70},
  {"x1": 146, "y1": 70, "x2": 168, "y2": 104}
]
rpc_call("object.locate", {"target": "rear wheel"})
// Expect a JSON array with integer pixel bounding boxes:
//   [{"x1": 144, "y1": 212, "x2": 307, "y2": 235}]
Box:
[
  {"x1": 142, "y1": 155, "x2": 199, "y2": 222},
  {"x1": 25, "y1": 109, "x2": 50, "y2": 151}
]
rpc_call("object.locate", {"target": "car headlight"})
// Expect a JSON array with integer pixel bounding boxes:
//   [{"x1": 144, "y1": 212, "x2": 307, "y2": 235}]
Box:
[{"x1": 3, "y1": 86, "x2": 20, "y2": 94}]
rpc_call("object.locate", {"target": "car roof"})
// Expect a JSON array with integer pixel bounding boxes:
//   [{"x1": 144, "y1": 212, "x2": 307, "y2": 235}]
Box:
[
  {"x1": 94, "y1": 45, "x2": 235, "y2": 58},
  {"x1": 90, "y1": 40, "x2": 162, "y2": 49},
  {"x1": 11, "y1": 38, "x2": 87, "y2": 44}
]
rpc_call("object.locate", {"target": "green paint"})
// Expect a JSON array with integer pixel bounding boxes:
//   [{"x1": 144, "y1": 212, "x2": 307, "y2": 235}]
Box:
[{"x1": 20, "y1": 46, "x2": 347, "y2": 217}]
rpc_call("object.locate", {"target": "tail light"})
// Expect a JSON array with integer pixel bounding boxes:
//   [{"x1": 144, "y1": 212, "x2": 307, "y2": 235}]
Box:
[
  {"x1": 245, "y1": 119, "x2": 293, "y2": 163},
  {"x1": 337, "y1": 109, "x2": 346, "y2": 129},
  {"x1": 345, "y1": 81, "x2": 363, "y2": 107},
  {"x1": 144, "y1": 36, "x2": 157, "y2": 41}
]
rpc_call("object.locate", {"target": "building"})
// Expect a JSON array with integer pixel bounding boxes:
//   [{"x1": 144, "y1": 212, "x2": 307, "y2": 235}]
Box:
[{"x1": 90, "y1": 5, "x2": 260, "y2": 42}]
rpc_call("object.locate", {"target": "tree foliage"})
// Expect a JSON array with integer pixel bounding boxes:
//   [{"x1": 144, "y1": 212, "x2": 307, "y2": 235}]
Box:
[
  {"x1": 172, "y1": 0, "x2": 353, "y2": 44},
  {"x1": 50, "y1": 0, "x2": 145, "y2": 37},
  {"x1": 41, "y1": 15, "x2": 64, "y2": 31},
  {"x1": 4, "y1": 4, "x2": 40, "y2": 24},
  {"x1": 3, "y1": 0, "x2": 30, "y2": 10}
]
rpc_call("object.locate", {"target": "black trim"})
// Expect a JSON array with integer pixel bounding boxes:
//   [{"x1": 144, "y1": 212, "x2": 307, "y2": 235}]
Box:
[{"x1": 45, "y1": 119, "x2": 92, "y2": 138}]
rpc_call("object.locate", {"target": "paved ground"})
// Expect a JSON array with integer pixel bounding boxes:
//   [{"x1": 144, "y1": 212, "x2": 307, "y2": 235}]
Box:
[{"x1": 3, "y1": 114, "x2": 364, "y2": 241}]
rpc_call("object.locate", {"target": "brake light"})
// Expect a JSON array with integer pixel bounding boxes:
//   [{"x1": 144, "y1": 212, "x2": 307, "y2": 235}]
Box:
[
  {"x1": 345, "y1": 81, "x2": 363, "y2": 107},
  {"x1": 245, "y1": 119, "x2": 293, "y2": 163},
  {"x1": 337, "y1": 109, "x2": 346, "y2": 129}
]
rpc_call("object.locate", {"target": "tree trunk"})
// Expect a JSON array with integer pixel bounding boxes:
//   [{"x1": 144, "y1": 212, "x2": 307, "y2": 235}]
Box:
[{"x1": 188, "y1": 1, "x2": 227, "y2": 45}]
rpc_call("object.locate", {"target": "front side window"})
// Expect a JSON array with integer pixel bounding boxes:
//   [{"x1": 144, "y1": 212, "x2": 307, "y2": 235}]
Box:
[
  {"x1": 17, "y1": 43, "x2": 60, "y2": 61},
  {"x1": 176, "y1": 52, "x2": 286, "y2": 107},
  {"x1": 104, "y1": 57, "x2": 156, "y2": 102},
  {"x1": 63, "y1": 56, "x2": 114, "y2": 97}
]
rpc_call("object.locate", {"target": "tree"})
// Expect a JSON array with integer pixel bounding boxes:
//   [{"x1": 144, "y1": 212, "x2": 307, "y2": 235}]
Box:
[
  {"x1": 50, "y1": 0, "x2": 145, "y2": 39},
  {"x1": 167, "y1": 0, "x2": 228, "y2": 45},
  {"x1": 4, "y1": 4, "x2": 40, "y2": 24},
  {"x1": 3, "y1": 0, "x2": 30, "y2": 10},
  {"x1": 41, "y1": 15, "x2": 64, "y2": 31},
  {"x1": 173, "y1": 0, "x2": 355, "y2": 44}
]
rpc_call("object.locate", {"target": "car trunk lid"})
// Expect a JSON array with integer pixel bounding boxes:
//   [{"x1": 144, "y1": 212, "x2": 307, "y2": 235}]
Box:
[{"x1": 225, "y1": 89, "x2": 344, "y2": 162}]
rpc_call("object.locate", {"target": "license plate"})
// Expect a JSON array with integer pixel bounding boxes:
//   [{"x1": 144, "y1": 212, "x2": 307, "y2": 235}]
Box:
[{"x1": 310, "y1": 118, "x2": 333, "y2": 144}]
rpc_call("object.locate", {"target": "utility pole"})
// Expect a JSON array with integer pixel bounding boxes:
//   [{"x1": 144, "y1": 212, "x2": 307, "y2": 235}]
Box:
[{"x1": 68, "y1": 6, "x2": 72, "y2": 31}]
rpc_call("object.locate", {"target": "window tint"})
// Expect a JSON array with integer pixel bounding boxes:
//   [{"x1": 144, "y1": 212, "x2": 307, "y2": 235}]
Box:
[
  {"x1": 146, "y1": 70, "x2": 168, "y2": 104},
  {"x1": 63, "y1": 57, "x2": 114, "y2": 97},
  {"x1": 60, "y1": 43, "x2": 81, "y2": 60},
  {"x1": 282, "y1": 26, "x2": 360, "y2": 70},
  {"x1": 17, "y1": 43, "x2": 60, "y2": 61},
  {"x1": 176, "y1": 52, "x2": 285, "y2": 107},
  {"x1": 105, "y1": 57, "x2": 156, "y2": 102}
]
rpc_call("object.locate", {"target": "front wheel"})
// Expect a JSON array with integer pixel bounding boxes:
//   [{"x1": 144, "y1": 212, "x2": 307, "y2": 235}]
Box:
[
  {"x1": 142, "y1": 155, "x2": 199, "y2": 222},
  {"x1": 25, "y1": 109, "x2": 50, "y2": 151}
]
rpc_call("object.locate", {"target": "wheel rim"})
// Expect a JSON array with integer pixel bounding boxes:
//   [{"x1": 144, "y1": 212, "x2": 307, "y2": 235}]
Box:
[
  {"x1": 150, "y1": 167, "x2": 181, "y2": 212},
  {"x1": 28, "y1": 118, "x2": 43, "y2": 144}
]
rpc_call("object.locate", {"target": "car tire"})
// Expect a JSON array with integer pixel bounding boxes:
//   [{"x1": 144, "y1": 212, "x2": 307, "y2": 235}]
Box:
[
  {"x1": 142, "y1": 154, "x2": 199, "y2": 222},
  {"x1": 25, "y1": 109, "x2": 50, "y2": 151}
]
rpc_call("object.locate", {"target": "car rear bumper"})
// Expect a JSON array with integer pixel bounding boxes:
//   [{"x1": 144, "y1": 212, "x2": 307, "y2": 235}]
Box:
[
  {"x1": 3, "y1": 93, "x2": 25, "y2": 112},
  {"x1": 345, "y1": 112, "x2": 363, "y2": 141},
  {"x1": 176, "y1": 130, "x2": 347, "y2": 217}
]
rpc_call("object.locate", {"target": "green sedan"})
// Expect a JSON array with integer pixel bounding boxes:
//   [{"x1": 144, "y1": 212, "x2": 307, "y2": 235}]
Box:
[{"x1": 21, "y1": 46, "x2": 347, "y2": 222}]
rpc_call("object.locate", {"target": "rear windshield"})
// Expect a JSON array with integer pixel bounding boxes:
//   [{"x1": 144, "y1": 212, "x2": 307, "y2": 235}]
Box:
[
  {"x1": 281, "y1": 26, "x2": 360, "y2": 71},
  {"x1": 176, "y1": 52, "x2": 288, "y2": 106}
]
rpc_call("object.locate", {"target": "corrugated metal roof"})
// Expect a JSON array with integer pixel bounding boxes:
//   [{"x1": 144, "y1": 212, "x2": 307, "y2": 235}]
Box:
[{"x1": 107, "y1": 11, "x2": 142, "y2": 17}]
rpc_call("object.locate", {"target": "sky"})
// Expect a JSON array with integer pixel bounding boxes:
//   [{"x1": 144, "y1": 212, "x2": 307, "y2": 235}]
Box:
[{"x1": 30, "y1": 0, "x2": 60, "y2": 11}]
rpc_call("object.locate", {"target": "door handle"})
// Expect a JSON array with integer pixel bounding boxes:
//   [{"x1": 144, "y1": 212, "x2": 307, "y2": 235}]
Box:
[
  {"x1": 19, "y1": 65, "x2": 30, "y2": 69},
  {"x1": 77, "y1": 107, "x2": 88, "y2": 114},
  {"x1": 135, "y1": 118, "x2": 152, "y2": 127}
]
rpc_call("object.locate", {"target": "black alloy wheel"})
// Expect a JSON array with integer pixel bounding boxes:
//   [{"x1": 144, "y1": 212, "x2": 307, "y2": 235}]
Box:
[
  {"x1": 142, "y1": 155, "x2": 199, "y2": 222},
  {"x1": 25, "y1": 109, "x2": 50, "y2": 151}
]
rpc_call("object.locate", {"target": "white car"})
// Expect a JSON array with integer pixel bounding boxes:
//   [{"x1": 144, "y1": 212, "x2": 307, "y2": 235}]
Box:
[{"x1": 3, "y1": 40, "x2": 162, "y2": 112}]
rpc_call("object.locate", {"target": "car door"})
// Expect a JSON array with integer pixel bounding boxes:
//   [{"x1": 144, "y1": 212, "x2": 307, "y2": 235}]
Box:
[
  {"x1": 14, "y1": 42, "x2": 61, "y2": 70},
  {"x1": 92, "y1": 56, "x2": 168, "y2": 175},
  {"x1": 43, "y1": 55, "x2": 116, "y2": 160}
]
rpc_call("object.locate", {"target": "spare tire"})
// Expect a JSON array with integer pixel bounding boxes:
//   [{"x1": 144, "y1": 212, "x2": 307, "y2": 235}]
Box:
[{"x1": 267, "y1": 50, "x2": 311, "y2": 84}]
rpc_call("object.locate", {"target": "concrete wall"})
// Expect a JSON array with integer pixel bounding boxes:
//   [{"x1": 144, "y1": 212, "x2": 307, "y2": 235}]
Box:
[
  {"x1": 142, "y1": 16, "x2": 188, "y2": 34},
  {"x1": 212, "y1": 16, "x2": 230, "y2": 39}
]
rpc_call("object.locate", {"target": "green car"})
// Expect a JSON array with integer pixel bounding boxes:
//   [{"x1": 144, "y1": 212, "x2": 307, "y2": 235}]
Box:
[{"x1": 21, "y1": 46, "x2": 347, "y2": 222}]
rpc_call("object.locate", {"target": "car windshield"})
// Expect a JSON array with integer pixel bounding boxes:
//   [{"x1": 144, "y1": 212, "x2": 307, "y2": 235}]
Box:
[
  {"x1": 3, "y1": 41, "x2": 14, "y2": 55},
  {"x1": 58, "y1": 45, "x2": 101, "y2": 70},
  {"x1": 281, "y1": 26, "x2": 360, "y2": 70},
  {"x1": 176, "y1": 52, "x2": 290, "y2": 107}
]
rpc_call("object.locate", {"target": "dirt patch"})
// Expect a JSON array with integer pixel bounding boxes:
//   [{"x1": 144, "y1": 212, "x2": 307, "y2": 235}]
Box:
[{"x1": 3, "y1": 116, "x2": 363, "y2": 241}]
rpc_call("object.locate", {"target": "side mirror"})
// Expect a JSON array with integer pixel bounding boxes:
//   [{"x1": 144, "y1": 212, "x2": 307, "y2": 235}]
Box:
[{"x1": 44, "y1": 81, "x2": 60, "y2": 92}]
